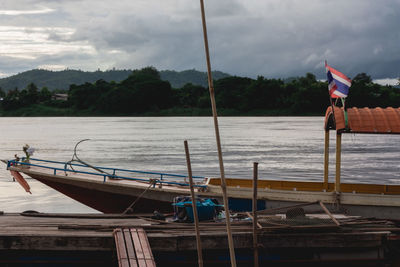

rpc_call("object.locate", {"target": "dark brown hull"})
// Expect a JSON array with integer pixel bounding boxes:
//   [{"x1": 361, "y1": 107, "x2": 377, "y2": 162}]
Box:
[{"x1": 32, "y1": 175, "x2": 175, "y2": 214}]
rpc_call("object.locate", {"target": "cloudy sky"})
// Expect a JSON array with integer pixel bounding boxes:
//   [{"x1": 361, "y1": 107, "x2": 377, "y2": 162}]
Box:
[{"x1": 0, "y1": 0, "x2": 399, "y2": 83}]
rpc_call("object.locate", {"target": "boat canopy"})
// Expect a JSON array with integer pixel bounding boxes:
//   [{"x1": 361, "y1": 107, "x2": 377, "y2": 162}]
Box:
[{"x1": 324, "y1": 106, "x2": 400, "y2": 134}]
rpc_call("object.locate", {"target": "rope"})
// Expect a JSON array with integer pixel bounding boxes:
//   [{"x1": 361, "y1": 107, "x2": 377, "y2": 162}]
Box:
[{"x1": 123, "y1": 179, "x2": 158, "y2": 214}]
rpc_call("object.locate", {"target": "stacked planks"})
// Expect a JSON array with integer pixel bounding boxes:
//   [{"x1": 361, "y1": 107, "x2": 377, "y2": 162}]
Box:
[{"x1": 114, "y1": 228, "x2": 155, "y2": 267}]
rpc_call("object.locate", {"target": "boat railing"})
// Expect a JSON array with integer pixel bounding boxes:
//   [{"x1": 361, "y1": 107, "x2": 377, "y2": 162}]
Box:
[{"x1": 7, "y1": 158, "x2": 207, "y2": 188}]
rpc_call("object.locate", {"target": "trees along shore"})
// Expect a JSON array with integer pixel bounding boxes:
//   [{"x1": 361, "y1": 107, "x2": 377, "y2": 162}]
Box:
[{"x1": 0, "y1": 68, "x2": 398, "y2": 116}]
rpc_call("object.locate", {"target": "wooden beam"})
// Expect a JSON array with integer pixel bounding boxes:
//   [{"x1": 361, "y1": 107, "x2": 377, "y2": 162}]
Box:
[
  {"x1": 323, "y1": 130, "x2": 329, "y2": 190},
  {"x1": 147, "y1": 231, "x2": 385, "y2": 251},
  {"x1": 319, "y1": 201, "x2": 340, "y2": 226},
  {"x1": 335, "y1": 133, "x2": 342, "y2": 192},
  {"x1": 252, "y1": 162, "x2": 259, "y2": 267},
  {"x1": 184, "y1": 140, "x2": 203, "y2": 267},
  {"x1": 246, "y1": 212, "x2": 262, "y2": 229}
]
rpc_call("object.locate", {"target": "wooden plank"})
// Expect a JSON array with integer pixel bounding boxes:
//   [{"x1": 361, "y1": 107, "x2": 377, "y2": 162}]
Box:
[
  {"x1": 114, "y1": 229, "x2": 130, "y2": 267},
  {"x1": 319, "y1": 201, "x2": 340, "y2": 226},
  {"x1": 123, "y1": 229, "x2": 138, "y2": 267},
  {"x1": 246, "y1": 212, "x2": 262, "y2": 229},
  {"x1": 131, "y1": 228, "x2": 146, "y2": 267},
  {"x1": 137, "y1": 228, "x2": 156, "y2": 267}
]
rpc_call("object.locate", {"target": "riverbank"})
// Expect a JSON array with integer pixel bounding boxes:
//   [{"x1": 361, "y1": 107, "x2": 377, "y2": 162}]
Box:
[{"x1": 0, "y1": 105, "x2": 320, "y2": 117}]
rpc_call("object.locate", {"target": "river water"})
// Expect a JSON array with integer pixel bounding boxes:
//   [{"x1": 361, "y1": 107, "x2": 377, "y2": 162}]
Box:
[{"x1": 0, "y1": 117, "x2": 398, "y2": 213}]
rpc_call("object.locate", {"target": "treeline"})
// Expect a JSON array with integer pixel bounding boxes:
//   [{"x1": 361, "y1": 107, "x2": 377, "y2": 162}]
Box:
[
  {"x1": 0, "y1": 67, "x2": 399, "y2": 116},
  {"x1": 0, "y1": 83, "x2": 66, "y2": 111}
]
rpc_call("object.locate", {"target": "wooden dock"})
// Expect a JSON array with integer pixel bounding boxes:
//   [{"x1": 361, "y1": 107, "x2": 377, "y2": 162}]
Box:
[
  {"x1": 0, "y1": 212, "x2": 399, "y2": 266},
  {"x1": 114, "y1": 228, "x2": 155, "y2": 267}
]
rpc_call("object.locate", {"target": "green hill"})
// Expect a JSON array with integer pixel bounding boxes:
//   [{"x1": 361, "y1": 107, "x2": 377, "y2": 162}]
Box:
[
  {"x1": 0, "y1": 69, "x2": 132, "y2": 91},
  {"x1": 160, "y1": 69, "x2": 230, "y2": 88},
  {"x1": 0, "y1": 68, "x2": 230, "y2": 91}
]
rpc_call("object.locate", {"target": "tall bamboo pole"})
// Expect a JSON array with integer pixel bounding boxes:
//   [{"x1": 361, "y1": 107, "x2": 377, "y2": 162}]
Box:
[
  {"x1": 252, "y1": 162, "x2": 259, "y2": 267},
  {"x1": 184, "y1": 140, "x2": 203, "y2": 267},
  {"x1": 199, "y1": 1, "x2": 236, "y2": 266}
]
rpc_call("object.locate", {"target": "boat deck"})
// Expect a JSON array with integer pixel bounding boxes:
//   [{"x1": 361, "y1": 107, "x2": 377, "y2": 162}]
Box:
[{"x1": 208, "y1": 177, "x2": 400, "y2": 195}]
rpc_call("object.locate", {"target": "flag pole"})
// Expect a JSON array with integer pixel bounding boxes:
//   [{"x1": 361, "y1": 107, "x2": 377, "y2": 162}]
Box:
[
  {"x1": 325, "y1": 60, "x2": 335, "y2": 189},
  {"x1": 199, "y1": 1, "x2": 237, "y2": 266},
  {"x1": 325, "y1": 61, "x2": 337, "y2": 126}
]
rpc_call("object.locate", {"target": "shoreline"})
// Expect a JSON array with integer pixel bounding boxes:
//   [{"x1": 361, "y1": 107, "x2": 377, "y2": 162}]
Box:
[{"x1": 0, "y1": 106, "x2": 323, "y2": 117}]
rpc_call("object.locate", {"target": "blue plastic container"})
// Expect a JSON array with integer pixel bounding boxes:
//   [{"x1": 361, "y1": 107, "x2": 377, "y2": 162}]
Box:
[{"x1": 173, "y1": 198, "x2": 219, "y2": 222}]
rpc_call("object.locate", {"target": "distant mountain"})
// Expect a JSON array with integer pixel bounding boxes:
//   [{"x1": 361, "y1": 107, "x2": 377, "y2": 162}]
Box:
[
  {"x1": 160, "y1": 69, "x2": 230, "y2": 88},
  {"x1": 0, "y1": 68, "x2": 230, "y2": 91},
  {"x1": 0, "y1": 69, "x2": 132, "y2": 91}
]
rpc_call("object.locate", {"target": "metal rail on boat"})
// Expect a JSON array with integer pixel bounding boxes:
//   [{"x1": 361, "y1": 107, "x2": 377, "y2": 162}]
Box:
[{"x1": 7, "y1": 158, "x2": 207, "y2": 188}]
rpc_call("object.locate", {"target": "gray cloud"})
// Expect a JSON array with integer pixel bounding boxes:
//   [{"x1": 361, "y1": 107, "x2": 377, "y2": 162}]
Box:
[{"x1": 0, "y1": 0, "x2": 399, "y2": 80}]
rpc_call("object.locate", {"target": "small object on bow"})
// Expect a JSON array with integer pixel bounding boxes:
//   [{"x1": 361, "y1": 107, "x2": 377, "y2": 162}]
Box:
[{"x1": 22, "y1": 144, "x2": 35, "y2": 161}]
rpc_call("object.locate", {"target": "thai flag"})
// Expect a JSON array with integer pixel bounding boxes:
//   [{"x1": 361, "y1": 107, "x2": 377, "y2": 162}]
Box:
[{"x1": 325, "y1": 61, "x2": 352, "y2": 98}]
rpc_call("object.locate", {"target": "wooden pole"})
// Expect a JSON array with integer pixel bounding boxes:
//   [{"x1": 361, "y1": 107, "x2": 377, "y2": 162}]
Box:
[
  {"x1": 323, "y1": 130, "x2": 330, "y2": 190},
  {"x1": 246, "y1": 212, "x2": 262, "y2": 229},
  {"x1": 319, "y1": 201, "x2": 340, "y2": 226},
  {"x1": 184, "y1": 140, "x2": 203, "y2": 267},
  {"x1": 335, "y1": 133, "x2": 342, "y2": 192},
  {"x1": 252, "y1": 162, "x2": 259, "y2": 267},
  {"x1": 199, "y1": 1, "x2": 236, "y2": 266}
]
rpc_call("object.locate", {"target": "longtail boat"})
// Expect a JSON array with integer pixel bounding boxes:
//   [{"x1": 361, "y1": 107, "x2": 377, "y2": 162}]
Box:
[{"x1": 5, "y1": 106, "x2": 400, "y2": 218}]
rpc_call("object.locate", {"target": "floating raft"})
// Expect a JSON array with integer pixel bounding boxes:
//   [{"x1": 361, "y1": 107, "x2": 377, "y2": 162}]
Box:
[{"x1": 0, "y1": 211, "x2": 399, "y2": 265}]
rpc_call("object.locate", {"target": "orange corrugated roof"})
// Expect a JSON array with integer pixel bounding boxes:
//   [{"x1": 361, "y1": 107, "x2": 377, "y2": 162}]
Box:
[{"x1": 325, "y1": 106, "x2": 400, "y2": 134}]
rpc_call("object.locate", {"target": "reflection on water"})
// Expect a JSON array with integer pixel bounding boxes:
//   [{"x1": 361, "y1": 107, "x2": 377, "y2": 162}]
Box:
[{"x1": 0, "y1": 117, "x2": 398, "y2": 213}]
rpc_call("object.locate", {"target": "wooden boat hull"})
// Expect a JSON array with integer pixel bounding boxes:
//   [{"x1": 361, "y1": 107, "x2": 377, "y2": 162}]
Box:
[
  {"x1": 31, "y1": 174, "x2": 173, "y2": 213},
  {"x1": 9, "y1": 165, "x2": 400, "y2": 219},
  {"x1": 24, "y1": 169, "x2": 194, "y2": 214}
]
